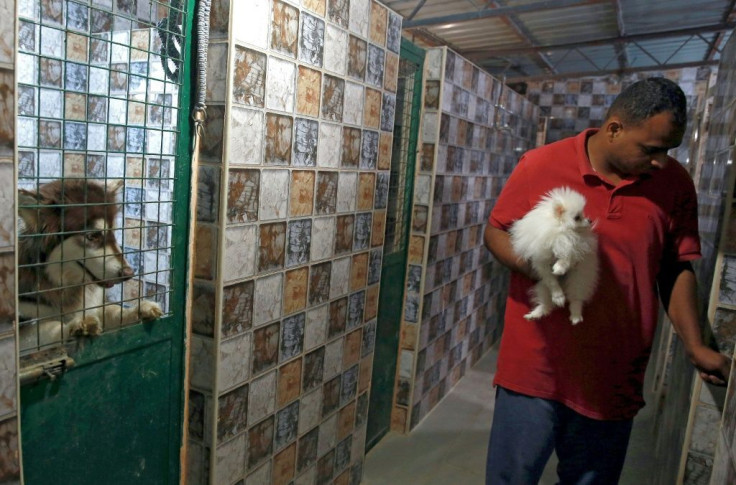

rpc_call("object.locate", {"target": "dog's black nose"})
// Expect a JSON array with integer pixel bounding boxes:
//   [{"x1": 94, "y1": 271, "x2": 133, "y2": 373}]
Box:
[{"x1": 120, "y1": 266, "x2": 135, "y2": 279}]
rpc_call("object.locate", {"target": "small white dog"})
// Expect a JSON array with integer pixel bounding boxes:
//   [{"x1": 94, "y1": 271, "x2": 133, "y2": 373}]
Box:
[{"x1": 510, "y1": 187, "x2": 599, "y2": 324}]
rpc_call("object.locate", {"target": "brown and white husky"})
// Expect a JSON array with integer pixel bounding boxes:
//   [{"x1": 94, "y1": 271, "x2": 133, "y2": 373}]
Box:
[{"x1": 18, "y1": 179, "x2": 163, "y2": 350}]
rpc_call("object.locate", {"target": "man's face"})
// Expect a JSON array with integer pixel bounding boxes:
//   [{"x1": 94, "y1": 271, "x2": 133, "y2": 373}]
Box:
[{"x1": 606, "y1": 111, "x2": 685, "y2": 177}]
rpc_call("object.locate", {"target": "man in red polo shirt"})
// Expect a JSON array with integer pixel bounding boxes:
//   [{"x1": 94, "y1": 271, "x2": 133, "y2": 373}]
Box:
[{"x1": 484, "y1": 77, "x2": 731, "y2": 484}]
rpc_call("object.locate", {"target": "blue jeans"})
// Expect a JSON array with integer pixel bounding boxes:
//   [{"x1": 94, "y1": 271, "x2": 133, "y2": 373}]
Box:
[{"x1": 486, "y1": 387, "x2": 633, "y2": 485}]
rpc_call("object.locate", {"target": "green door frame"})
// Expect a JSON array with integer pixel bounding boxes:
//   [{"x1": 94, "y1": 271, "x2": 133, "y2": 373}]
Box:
[{"x1": 366, "y1": 38, "x2": 425, "y2": 451}]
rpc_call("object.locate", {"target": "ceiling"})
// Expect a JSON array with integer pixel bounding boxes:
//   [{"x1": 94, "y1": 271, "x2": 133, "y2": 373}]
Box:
[{"x1": 385, "y1": 0, "x2": 736, "y2": 81}]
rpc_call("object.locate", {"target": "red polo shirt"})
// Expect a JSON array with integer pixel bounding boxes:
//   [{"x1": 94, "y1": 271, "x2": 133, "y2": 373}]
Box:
[{"x1": 489, "y1": 129, "x2": 701, "y2": 420}]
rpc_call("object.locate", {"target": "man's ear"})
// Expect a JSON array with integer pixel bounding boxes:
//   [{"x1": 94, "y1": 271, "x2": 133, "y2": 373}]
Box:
[{"x1": 605, "y1": 116, "x2": 624, "y2": 141}]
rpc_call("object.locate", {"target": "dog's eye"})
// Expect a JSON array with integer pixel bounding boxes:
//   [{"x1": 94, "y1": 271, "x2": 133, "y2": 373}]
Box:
[
  {"x1": 574, "y1": 215, "x2": 582, "y2": 222},
  {"x1": 86, "y1": 231, "x2": 103, "y2": 241}
]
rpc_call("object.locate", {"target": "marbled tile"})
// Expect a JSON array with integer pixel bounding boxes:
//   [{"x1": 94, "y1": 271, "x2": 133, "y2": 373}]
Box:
[
  {"x1": 66, "y1": 32, "x2": 88, "y2": 63},
  {"x1": 232, "y1": 0, "x2": 269, "y2": 47},
  {"x1": 39, "y1": 58, "x2": 62, "y2": 87},
  {"x1": 360, "y1": 130, "x2": 379, "y2": 170},
  {"x1": 218, "y1": 383, "x2": 249, "y2": 441},
  {"x1": 64, "y1": 122, "x2": 87, "y2": 150},
  {"x1": 341, "y1": 127, "x2": 361, "y2": 168},
  {"x1": 290, "y1": 171, "x2": 315, "y2": 217},
  {"x1": 194, "y1": 225, "x2": 217, "y2": 280},
  {"x1": 409, "y1": 236, "x2": 425, "y2": 264},
  {"x1": 303, "y1": 0, "x2": 326, "y2": 15},
  {"x1": 335, "y1": 215, "x2": 354, "y2": 255},
  {"x1": 302, "y1": 346, "x2": 325, "y2": 392},
  {"x1": 230, "y1": 107, "x2": 263, "y2": 165},
  {"x1": 354, "y1": 213, "x2": 372, "y2": 251},
  {"x1": 266, "y1": 57, "x2": 296, "y2": 112},
  {"x1": 343, "y1": 82, "x2": 364, "y2": 126},
  {"x1": 233, "y1": 46, "x2": 266, "y2": 107},
  {"x1": 347, "y1": 291, "x2": 365, "y2": 329},
  {"x1": 337, "y1": 401, "x2": 356, "y2": 441},
  {"x1": 280, "y1": 313, "x2": 305, "y2": 362},
  {"x1": 272, "y1": 0, "x2": 299, "y2": 57},
  {"x1": 297, "y1": 66, "x2": 322, "y2": 117},
  {"x1": 259, "y1": 222, "x2": 287, "y2": 272},
  {"x1": 248, "y1": 415, "x2": 275, "y2": 468},
  {"x1": 254, "y1": 273, "x2": 283, "y2": 325},
  {"x1": 317, "y1": 449, "x2": 335, "y2": 484},
  {"x1": 40, "y1": 120, "x2": 62, "y2": 148},
  {"x1": 414, "y1": 174, "x2": 432, "y2": 205},
  {"x1": 425, "y1": 80, "x2": 441, "y2": 110},
  {"x1": 260, "y1": 169, "x2": 290, "y2": 220},
  {"x1": 361, "y1": 320, "x2": 376, "y2": 357},
  {"x1": 299, "y1": 12, "x2": 325, "y2": 67},
  {"x1": 322, "y1": 376, "x2": 341, "y2": 417},
  {"x1": 284, "y1": 267, "x2": 309, "y2": 315},
  {"x1": 368, "y1": 249, "x2": 382, "y2": 285},
  {"x1": 323, "y1": 339, "x2": 343, "y2": 383},
  {"x1": 227, "y1": 168, "x2": 259, "y2": 223},
  {"x1": 222, "y1": 280, "x2": 254, "y2": 338},
  {"x1": 373, "y1": 172, "x2": 389, "y2": 210},
  {"x1": 359, "y1": 354, "x2": 373, "y2": 394},
  {"x1": 188, "y1": 390, "x2": 207, "y2": 443},
  {"x1": 328, "y1": 0, "x2": 349, "y2": 27},
  {"x1": 356, "y1": 173, "x2": 375, "y2": 211},
  {"x1": 324, "y1": 24, "x2": 347, "y2": 75},
  {"x1": 198, "y1": 164, "x2": 221, "y2": 223},
  {"x1": 712, "y1": 308, "x2": 736, "y2": 356},
  {"x1": 384, "y1": 52, "x2": 399, "y2": 93},
  {"x1": 17, "y1": 86, "x2": 35, "y2": 118},
  {"x1": 347, "y1": 35, "x2": 367, "y2": 82},
  {"x1": 349, "y1": 0, "x2": 370, "y2": 37},
  {"x1": 386, "y1": 11, "x2": 402, "y2": 54},
  {"x1": 215, "y1": 433, "x2": 246, "y2": 484},
  {"x1": 207, "y1": 43, "x2": 228, "y2": 102},
  {"x1": 294, "y1": 118, "x2": 319, "y2": 166},
  {"x1": 371, "y1": 210, "x2": 386, "y2": 247},
  {"x1": 253, "y1": 322, "x2": 281, "y2": 376},
  {"x1": 275, "y1": 401, "x2": 300, "y2": 454},
  {"x1": 329, "y1": 298, "x2": 348, "y2": 339},
  {"x1": 322, "y1": 75, "x2": 345, "y2": 122},
  {"x1": 311, "y1": 216, "x2": 336, "y2": 261},
  {"x1": 219, "y1": 332, "x2": 252, "y2": 392},
  {"x1": 363, "y1": 88, "x2": 382, "y2": 129},
  {"x1": 340, "y1": 365, "x2": 358, "y2": 406},
  {"x1": 190, "y1": 335, "x2": 215, "y2": 391},
  {"x1": 366, "y1": 45, "x2": 385, "y2": 88},
  {"x1": 375, "y1": 133, "x2": 391, "y2": 171},
  {"x1": 316, "y1": 171, "x2": 338, "y2": 215},
  {"x1": 285, "y1": 219, "x2": 312, "y2": 268},
  {"x1": 278, "y1": 358, "x2": 302, "y2": 408},
  {"x1": 343, "y1": 329, "x2": 362, "y2": 369},
  {"x1": 310, "y1": 262, "x2": 332, "y2": 305},
  {"x1": 200, "y1": 105, "x2": 225, "y2": 162},
  {"x1": 334, "y1": 173, "x2": 357, "y2": 214},
  {"x1": 412, "y1": 205, "x2": 428, "y2": 232},
  {"x1": 369, "y1": 2, "x2": 387, "y2": 46},
  {"x1": 381, "y1": 93, "x2": 396, "y2": 132},
  {"x1": 247, "y1": 461, "x2": 272, "y2": 484},
  {"x1": 297, "y1": 427, "x2": 319, "y2": 472},
  {"x1": 314, "y1": 123, "x2": 341, "y2": 169},
  {"x1": 305, "y1": 304, "x2": 329, "y2": 350},
  {"x1": 39, "y1": 89, "x2": 61, "y2": 119}
]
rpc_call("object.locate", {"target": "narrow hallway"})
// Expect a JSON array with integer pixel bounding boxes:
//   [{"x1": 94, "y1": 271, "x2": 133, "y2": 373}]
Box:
[{"x1": 363, "y1": 347, "x2": 657, "y2": 484}]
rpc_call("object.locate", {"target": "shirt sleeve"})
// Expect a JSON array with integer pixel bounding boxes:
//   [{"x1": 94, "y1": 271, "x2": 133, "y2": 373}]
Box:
[
  {"x1": 488, "y1": 154, "x2": 533, "y2": 231},
  {"x1": 667, "y1": 172, "x2": 701, "y2": 262}
]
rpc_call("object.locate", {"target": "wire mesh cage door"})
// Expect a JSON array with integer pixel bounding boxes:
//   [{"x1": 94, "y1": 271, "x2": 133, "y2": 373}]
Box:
[{"x1": 17, "y1": 0, "x2": 194, "y2": 483}]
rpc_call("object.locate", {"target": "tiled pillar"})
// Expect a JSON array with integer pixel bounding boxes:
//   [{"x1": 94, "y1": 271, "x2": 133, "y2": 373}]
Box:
[
  {"x1": 187, "y1": 1, "x2": 402, "y2": 483},
  {"x1": 391, "y1": 47, "x2": 539, "y2": 432},
  {"x1": 0, "y1": 0, "x2": 19, "y2": 480}
]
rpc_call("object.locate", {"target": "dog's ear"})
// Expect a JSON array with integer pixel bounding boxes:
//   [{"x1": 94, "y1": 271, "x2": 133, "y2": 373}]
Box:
[
  {"x1": 554, "y1": 202, "x2": 566, "y2": 219},
  {"x1": 18, "y1": 189, "x2": 42, "y2": 229}
]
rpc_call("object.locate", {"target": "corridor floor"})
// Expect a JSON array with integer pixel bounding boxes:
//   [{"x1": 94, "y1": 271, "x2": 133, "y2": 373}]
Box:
[{"x1": 363, "y1": 346, "x2": 655, "y2": 484}]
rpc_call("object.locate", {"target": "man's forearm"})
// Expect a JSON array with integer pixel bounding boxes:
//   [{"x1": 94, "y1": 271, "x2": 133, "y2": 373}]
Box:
[{"x1": 483, "y1": 224, "x2": 533, "y2": 278}]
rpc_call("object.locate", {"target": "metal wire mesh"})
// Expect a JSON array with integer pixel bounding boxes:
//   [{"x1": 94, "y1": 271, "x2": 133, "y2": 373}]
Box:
[{"x1": 17, "y1": 0, "x2": 186, "y2": 354}]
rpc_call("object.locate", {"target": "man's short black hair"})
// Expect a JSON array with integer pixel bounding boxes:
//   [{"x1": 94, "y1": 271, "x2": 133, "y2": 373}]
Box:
[{"x1": 606, "y1": 77, "x2": 687, "y2": 130}]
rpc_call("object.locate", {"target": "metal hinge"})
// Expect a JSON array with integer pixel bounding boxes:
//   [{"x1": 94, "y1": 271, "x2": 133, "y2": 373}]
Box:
[{"x1": 19, "y1": 348, "x2": 76, "y2": 385}]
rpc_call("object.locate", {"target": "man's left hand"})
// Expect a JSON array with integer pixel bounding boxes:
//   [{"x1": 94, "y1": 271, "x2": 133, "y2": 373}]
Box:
[{"x1": 691, "y1": 345, "x2": 732, "y2": 386}]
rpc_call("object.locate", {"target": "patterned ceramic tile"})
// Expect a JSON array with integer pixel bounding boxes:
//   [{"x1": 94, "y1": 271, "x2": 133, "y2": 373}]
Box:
[
  {"x1": 360, "y1": 130, "x2": 378, "y2": 170},
  {"x1": 329, "y1": 298, "x2": 348, "y2": 339},
  {"x1": 302, "y1": 346, "x2": 325, "y2": 392},
  {"x1": 254, "y1": 273, "x2": 284, "y2": 325},
  {"x1": 190, "y1": 335, "x2": 215, "y2": 391},
  {"x1": 277, "y1": 358, "x2": 302, "y2": 407},
  {"x1": 356, "y1": 173, "x2": 375, "y2": 211},
  {"x1": 363, "y1": 88, "x2": 382, "y2": 129},
  {"x1": 194, "y1": 225, "x2": 217, "y2": 281},
  {"x1": 215, "y1": 434, "x2": 246, "y2": 484},
  {"x1": 386, "y1": 11, "x2": 402, "y2": 54},
  {"x1": 336, "y1": 172, "x2": 357, "y2": 213},
  {"x1": 206, "y1": 43, "x2": 228, "y2": 102},
  {"x1": 378, "y1": 133, "x2": 392, "y2": 170},
  {"x1": 359, "y1": 355, "x2": 373, "y2": 393},
  {"x1": 347, "y1": 291, "x2": 365, "y2": 330},
  {"x1": 366, "y1": 45, "x2": 385, "y2": 88},
  {"x1": 384, "y1": 52, "x2": 398, "y2": 93},
  {"x1": 218, "y1": 384, "x2": 249, "y2": 441},
  {"x1": 316, "y1": 171, "x2": 338, "y2": 215},
  {"x1": 343, "y1": 82, "x2": 364, "y2": 126},
  {"x1": 233, "y1": 46, "x2": 266, "y2": 107},
  {"x1": 310, "y1": 261, "x2": 332, "y2": 305},
  {"x1": 311, "y1": 216, "x2": 335, "y2": 261},
  {"x1": 272, "y1": 0, "x2": 299, "y2": 57},
  {"x1": 265, "y1": 114, "x2": 293, "y2": 166},
  {"x1": 349, "y1": 0, "x2": 370, "y2": 37},
  {"x1": 367, "y1": 250, "x2": 382, "y2": 285},
  {"x1": 297, "y1": 66, "x2": 322, "y2": 117},
  {"x1": 317, "y1": 122, "x2": 341, "y2": 168},
  {"x1": 305, "y1": 304, "x2": 328, "y2": 350},
  {"x1": 350, "y1": 253, "x2": 369, "y2": 292},
  {"x1": 317, "y1": 448, "x2": 336, "y2": 483},
  {"x1": 284, "y1": 267, "x2": 309, "y2": 315},
  {"x1": 335, "y1": 215, "x2": 354, "y2": 255},
  {"x1": 299, "y1": 12, "x2": 325, "y2": 67},
  {"x1": 322, "y1": 376, "x2": 341, "y2": 417},
  {"x1": 280, "y1": 313, "x2": 305, "y2": 362},
  {"x1": 294, "y1": 118, "x2": 319, "y2": 166},
  {"x1": 369, "y1": 2, "x2": 387, "y2": 46},
  {"x1": 248, "y1": 415, "x2": 275, "y2": 468},
  {"x1": 324, "y1": 25, "x2": 347, "y2": 75},
  {"x1": 266, "y1": 57, "x2": 296, "y2": 112},
  {"x1": 337, "y1": 401, "x2": 356, "y2": 440},
  {"x1": 322, "y1": 75, "x2": 345, "y2": 122},
  {"x1": 275, "y1": 401, "x2": 300, "y2": 452},
  {"x1": 343, "y1": 329, "x2": 362, "y2": 370},
  {"x1": 354, "y1": 213, "x2": 372, "y2": 251},
  {"x1": 286, "y1": 219, "x2": 312, "y2": 268},
  {"x1": 290, "y1": 170, "x2": 315, "y2": 217},
  {"x1": 347, "y1": 36, "x2": 367, "y2": 82},
  {"x1": 341, "y1": 127, "x2": 361, "y2": 168},
  {"x1": 259, "y1": 222, "x2": 287, "y2": 272},
  {"x1": 297, "y1": 427, "x2": 319, "y2": 472},
  {"x1": 260, "y1": 169, "x2": 290, "y2": 220},
  {"x1": 233, "y1": 0, "x2": 269, "y2": 47},
  {"x1": 380, "y1": 93, "x2": 396, "y2": 131},
  {"x1": 222, "y1": 280, "x2": 254, "y2": 338},
  {"x1": 227, "y1": 168, "x2": 259, "y2": 223},
  {"x1": 328, "y1": 0, "x2": 349, "y2": 28},
  {"x1": 230, "y1": 107, "x2": 263, "y2": 165},
  {"x1": 219, "y1": 332, "x2": 253, "y2": 392},
  {"x1": 253, "y1": 322, "x2": 280, "y2": 375}
]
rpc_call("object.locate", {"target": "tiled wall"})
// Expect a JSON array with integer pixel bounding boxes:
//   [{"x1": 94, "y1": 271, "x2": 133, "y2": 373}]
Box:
[
  {"x1": 0, "y1": 0, "x2": 19, "y2": 480},
  {"x1": 390, "y1": 47, "x2": 538, "y2": 432},
  {"x1": 188, "y1": 0, "x2": 401, "y2": 483}
]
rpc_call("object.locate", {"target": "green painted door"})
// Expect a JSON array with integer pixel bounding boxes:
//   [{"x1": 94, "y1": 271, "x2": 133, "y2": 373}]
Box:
[
  {"x1": 17, "y1": 1, "x2": 194, "y2": 483},
  {"x1": 366, "y1": 39, "x2": 425, "y2": 451}
]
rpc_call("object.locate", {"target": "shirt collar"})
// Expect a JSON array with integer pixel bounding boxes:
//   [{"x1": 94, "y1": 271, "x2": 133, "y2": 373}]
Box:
[{"x1": 576, "y1": 128, "x2": 600, "y2": 181}]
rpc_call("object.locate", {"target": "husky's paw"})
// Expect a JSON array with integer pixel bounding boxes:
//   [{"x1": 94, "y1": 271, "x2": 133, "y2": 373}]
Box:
[
  {"x1": 551, "y1": 291, "x2": 566, "y2": 307},
  {"x1": 552, "y1": 261, "x2": 568, "y2": 276},
  {"x1": 569, "y1": 314, "x2": 583, "y2": 325},
  {"x1": 524, "y1": 306, "x2": 549, "y2": 320},
  {"x1": 69, "y1": 315, "x2": 102, "y2": 337},
  {"x1": 140, "y1": 300, "x2": 164, "y2": 321}
]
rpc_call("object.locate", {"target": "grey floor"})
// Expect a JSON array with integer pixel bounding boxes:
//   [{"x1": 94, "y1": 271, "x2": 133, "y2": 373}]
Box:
[{"x1": 363, "y1": 346, "x2": 655, "y2": 485}]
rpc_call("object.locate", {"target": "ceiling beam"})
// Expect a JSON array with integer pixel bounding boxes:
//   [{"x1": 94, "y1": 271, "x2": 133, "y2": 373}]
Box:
[
  {"x1": 500, "y1": 60, "x2": 719, "y2": 82},
  {"x1": 461, "y1": 22, "x2": 735, "y2": 57},
  {"x1": 705, "y1": 0, "x2": 736, "y2": 59},
  {"x1": 402, "y1": 0, "x2": 606, "y2": 28},
  {"x1": 407, "y1": 0, "x2": 428, "y2": 21},
  {"x1": 612, "y1": 0, "x2": 628, "y2": 71}
]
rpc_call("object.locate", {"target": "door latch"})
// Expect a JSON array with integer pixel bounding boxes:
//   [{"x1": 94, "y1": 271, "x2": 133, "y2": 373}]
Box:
[{"x1": 20, "y1": 348, "x2": 76, "y2": 385}]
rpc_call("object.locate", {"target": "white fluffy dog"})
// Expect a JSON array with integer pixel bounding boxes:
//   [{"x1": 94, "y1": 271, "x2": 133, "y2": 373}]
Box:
[{"x1": 510, "y1": 187, "x2": 599, "y2": 324}]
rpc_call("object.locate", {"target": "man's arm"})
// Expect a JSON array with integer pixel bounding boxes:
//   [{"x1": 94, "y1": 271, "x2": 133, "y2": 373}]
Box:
[
  {"x1": 658, "y1": 261, "x2": 731, "y2": 385},
  {"x1": 483, "y1": 224, "x2": 534, "y2": 279}
]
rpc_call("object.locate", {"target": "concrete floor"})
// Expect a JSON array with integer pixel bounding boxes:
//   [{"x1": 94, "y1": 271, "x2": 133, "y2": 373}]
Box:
[{"x1": 363, "y1": 346, "x2": 656, "y2": 485}]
